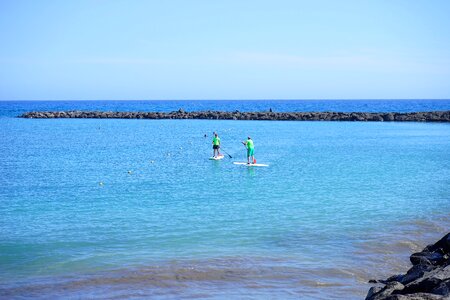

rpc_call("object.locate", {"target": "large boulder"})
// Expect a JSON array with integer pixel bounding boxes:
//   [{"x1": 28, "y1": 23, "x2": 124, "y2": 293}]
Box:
[{"x1": 366, "y1": 233, "x2": 450, "y2": 300}]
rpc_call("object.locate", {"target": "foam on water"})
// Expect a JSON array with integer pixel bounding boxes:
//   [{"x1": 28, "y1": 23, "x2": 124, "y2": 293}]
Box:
[{"x1": 1, "y1": 214, "x2": 448, "y2": 300}]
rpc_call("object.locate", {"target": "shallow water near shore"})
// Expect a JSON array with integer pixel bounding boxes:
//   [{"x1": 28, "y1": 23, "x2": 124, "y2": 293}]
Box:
[{"x1": 1, "y1": 104, "x2": 450, "y2": 298}]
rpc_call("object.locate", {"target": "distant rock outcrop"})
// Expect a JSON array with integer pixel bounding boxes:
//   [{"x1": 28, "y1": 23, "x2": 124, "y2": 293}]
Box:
[
  {"x1": 366, "y1": 232, "x2": 450, "y2": 300},
  {"x1": 19, "y1": 110, "x2": 450, "y2": 122}
]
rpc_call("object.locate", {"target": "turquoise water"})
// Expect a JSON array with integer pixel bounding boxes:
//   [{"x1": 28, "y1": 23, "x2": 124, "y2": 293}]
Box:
[{"x1": 1, "y1": 102, "x2": 450, "y2": 299}]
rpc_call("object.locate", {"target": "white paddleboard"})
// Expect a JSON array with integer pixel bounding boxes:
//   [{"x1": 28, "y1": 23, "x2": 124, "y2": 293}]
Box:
[
  {"x1": 209, "y1": 155, "x2": 225, "y2": 160},
  {"x1": 233, "y1": 162, "x2": 269, "y2": 167}
]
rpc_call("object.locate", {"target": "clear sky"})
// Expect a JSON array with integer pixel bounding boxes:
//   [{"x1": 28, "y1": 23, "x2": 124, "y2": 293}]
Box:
[{"x1": 0, "y1": 0, "x2": 449, "y2": 100}]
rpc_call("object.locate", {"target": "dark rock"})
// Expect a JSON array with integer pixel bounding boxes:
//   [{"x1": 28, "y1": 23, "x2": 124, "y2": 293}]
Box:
[
  {"x1": 383, "y1": 113, "x2": 395, "y2": 121},
  {"x1": 401, "y1": 264, "x2": 434, "y2": 285},
  {"x1": 386, "y1": 274, "x2": 406, "y2": 283},
  {"x1": 370, "y1": 115, "x2": 384, "y2": 121},
  {"x1": 367, "y1": 286, "x2": 384, "y2": 299},
  {"x1": 401, "y1": 277, "x2": 442, "y2": 294},
  {"x1": 366, "y1": 232, "x2": 450, "y2": 300},
  {"x1": 370, "y1": 279, "x2": 382, "y2": 283},
  {"x1": 426, "y1": 233, "x2": 450, "y2": 254},
  {"x1": 384, "y1": 293, "x2": 445, "y2": 300},
  {"x1": 18, "y1": 110, "x2": 450, "y2": 122},
  {"x1": 366, "y1": 281, "x2": 405, "y2": 300},
  {"x1": 411, "y1": 252, "x2": 445, "y2": 266},
  {"x1": 432, "y1": 279, "x2": 450, "y2": 295}
]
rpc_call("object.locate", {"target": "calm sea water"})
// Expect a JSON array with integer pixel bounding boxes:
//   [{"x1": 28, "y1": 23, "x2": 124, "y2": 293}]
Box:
[{"x1": 0, "y1": 100, "x2": 449, "y2": 299}]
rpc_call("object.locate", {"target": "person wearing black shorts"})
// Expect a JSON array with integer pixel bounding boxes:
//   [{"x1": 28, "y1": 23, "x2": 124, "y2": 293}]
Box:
[{"x1": 212, "y1": 133, "x2": 221, "y2": 157}]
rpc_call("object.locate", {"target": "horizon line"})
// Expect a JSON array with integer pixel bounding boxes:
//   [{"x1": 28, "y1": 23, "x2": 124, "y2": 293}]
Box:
[{"x1": 1, "y1": 99, "x2": 450, "y2": 102}]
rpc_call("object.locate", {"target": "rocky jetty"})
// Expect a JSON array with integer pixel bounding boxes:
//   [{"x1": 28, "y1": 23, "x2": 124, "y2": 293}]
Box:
[
  {"x1": 19, "y1": 110, "x2": 450, "y2": 122},
  {"x1": 366, "y1": 232, "x2": 450, "y2": 300}
]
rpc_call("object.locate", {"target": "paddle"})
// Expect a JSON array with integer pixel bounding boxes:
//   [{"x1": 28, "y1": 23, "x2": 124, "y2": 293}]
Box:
[{"x1": 220, "y1": 148, "x2": 232, "y2": 158}]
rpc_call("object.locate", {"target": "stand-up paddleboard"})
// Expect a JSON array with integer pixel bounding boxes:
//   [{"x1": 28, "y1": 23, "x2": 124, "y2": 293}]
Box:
[
  {"x1": 209, "y1": 155, "x2": 225, "y2": 160},
  {"x1": 233, "y1": 162, "x2": 269, "y2": 167}
]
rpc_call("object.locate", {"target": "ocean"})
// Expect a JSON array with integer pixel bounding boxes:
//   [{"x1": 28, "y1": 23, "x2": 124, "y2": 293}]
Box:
[{"x1": 1, "y1": 100, "x2": 449, "y2": 299}]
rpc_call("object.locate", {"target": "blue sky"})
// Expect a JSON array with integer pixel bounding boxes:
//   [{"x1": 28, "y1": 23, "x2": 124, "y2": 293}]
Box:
[{"x1": 0, "y1": 0, "x2": 449, "y2": 100}]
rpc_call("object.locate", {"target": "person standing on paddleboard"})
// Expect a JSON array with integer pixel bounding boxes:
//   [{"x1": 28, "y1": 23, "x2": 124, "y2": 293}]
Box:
[
  {"x1": 212, "y1": 133, "x2": 221, "y2": 158},
  {"x1": 242, "y1": 137, "x2": 255, "y2": 164}
]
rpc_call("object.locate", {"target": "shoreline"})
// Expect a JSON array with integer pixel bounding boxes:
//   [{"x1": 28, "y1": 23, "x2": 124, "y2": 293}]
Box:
[
  {"x1": 366, "y1": 232, "x2": 450, "y2": 299},
  {"x1": 19, "y1": 110, "x2": 450, "y2": 122},
  {"x1": 1, "y1": 228, "x2": 448, "y2": 299}
]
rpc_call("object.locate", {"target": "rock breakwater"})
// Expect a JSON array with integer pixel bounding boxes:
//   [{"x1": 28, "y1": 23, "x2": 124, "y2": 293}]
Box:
[
  {"x1": 19, "y1": 110, "x2": 450, "y2": 122},
  {"x1": 366, "y1": 232, "x2": 450, "y2": 300}
]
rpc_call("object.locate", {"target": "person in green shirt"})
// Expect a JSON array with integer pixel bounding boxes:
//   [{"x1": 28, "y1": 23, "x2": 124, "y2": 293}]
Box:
[
  {"x1": 242, "y1": 136, "x2": 255, "y2": 164},
  {"x1": 212, "y1": 133, "x2": 221, "y2": 157}
]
